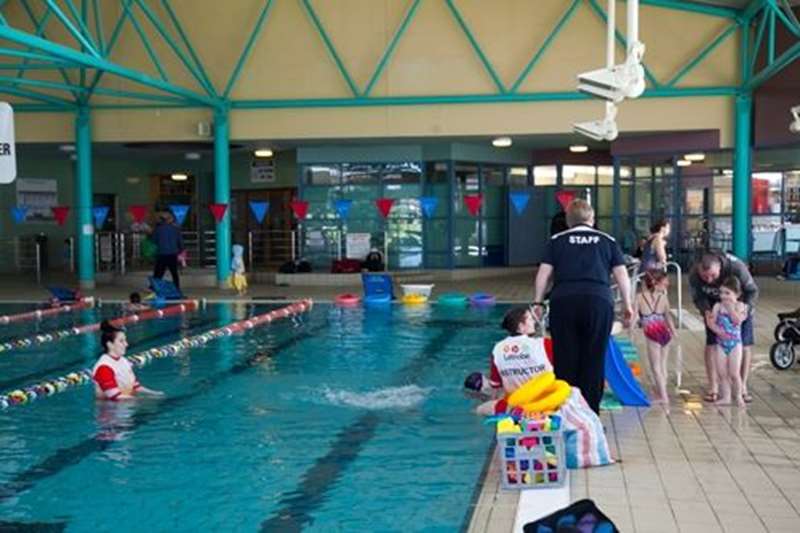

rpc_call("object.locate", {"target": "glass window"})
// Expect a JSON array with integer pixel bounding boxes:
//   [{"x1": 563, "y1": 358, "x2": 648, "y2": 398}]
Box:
[
  {"x1": 635, "y1": 166, "x2": 652, "y2": 179},
  {"x1": 712, "y1": 174, "x2": 732, "y2": 214},
  {"x1": 508, "y1": 166, "x2": 529, "y2": 187},
  {"x1": 752, "y1": 172, "x2": 782, "y2": 215},
  {"x1": 534, "y1": 166, "x2": 556, "y2": 186},
  {"x1": 597, "y1": 166, "x2": 614, "y2": 185},
  {"x1": 482, "y1": 166, "x2": 505, "y2": 218},
  {"x1": 453, "y1": 164, "x2": 479, "y2": 216},
  {"x1": 784, "y1": 170, "x2": 800, "y2": 222},
  {"x1": 304, "y1": 165, "x2": 340, "y2": 185},
  {"x1": 635, "y1": 181, "x2": 651, "y2": 213},
  {"x1": 563, "y1": 165, "x2": 595, "y2": 186},
  {"x1": 685, "y1": 189, "x2": 705, "y2": 215},
  {"x1": 342, "y1": 163, "x2": 380, "y2": 184},
  {"x1": 382, "y1": 162, "x2": 422, "y2": 184}
]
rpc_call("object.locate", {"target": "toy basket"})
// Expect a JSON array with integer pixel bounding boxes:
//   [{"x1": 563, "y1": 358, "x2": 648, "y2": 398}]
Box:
[
  {"x1": 497, "y1": 417, "x2": 566, "y2": 490},
  {"x1": 400, "y1": 284, "x2": 434, "y2": 298}
]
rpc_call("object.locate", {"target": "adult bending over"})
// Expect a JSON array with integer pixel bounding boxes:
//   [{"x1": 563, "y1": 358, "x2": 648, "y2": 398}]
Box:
[
  {"x1": 689, "y1": 252, "x2": 758, "y2": 403},
  {"x1": 533, "y1": 199, "x2": 633, "y2": 414}
]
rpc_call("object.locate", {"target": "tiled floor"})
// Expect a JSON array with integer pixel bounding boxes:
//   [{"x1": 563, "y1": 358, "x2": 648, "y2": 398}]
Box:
[{"x1": 466, "y1": 276, "x2": 800, "y2": 533}]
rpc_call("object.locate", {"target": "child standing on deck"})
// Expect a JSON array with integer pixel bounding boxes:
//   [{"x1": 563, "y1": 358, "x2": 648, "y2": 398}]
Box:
[
  {"x1": 635, "y1": 270, "x2": 675, "y2": 405},
  {"x1": 707, "y1": 276, "x2": 748, "y2": 407},
  {"x1": 230, "y1": 244, "x2": 248, "y2": 296}
]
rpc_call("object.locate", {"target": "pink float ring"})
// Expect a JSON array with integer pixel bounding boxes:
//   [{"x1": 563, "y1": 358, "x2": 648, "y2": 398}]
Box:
[{"x1": 335, "y1": 293, "x2": 361, "y2": 307}]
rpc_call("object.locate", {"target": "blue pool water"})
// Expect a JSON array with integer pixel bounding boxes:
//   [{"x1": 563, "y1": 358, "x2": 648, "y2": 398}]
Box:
[{"x1": 0, "y1": 302, "x2": 506, "y2": 531}]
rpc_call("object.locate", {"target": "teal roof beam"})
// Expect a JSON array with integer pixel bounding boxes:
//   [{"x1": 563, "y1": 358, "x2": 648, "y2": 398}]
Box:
[
  {"x1": 159, "y1": 0, "x2": 217, "y2": 98},
  {"x1": 223, "y1": 0, "x2": 274, "y2": 99},
  {"x1": 749, "y1": 9, "x2": 768, "y2": 74},
  {"x1": 121, "y1": 0, "x2": 169, "y2": 81},
  {"x1": 44, "y1": 0, "x2": 100, "y2": 58},
  {"x1": 0, "y1": 23, "x2": 216, "y2": 105},
  {"x1": 445, "y1": 0, "x2": 506, "y2": 93},
  {"x1": 61, "y1": 0, "x2": 98, "y2": 53},
  {"x1": 230, "y1": 86, "x2": 737, "y2": 109},
  {"x1": 92, "y1": 0, "x2": 105, "y2": 55},
  {"x1": 511, "y1": 0, "x2": 581, "y2": 93},
  {"x1": 768, "y1": 5, "x2": 776, "y2": 64},
  {"x1": 640, "y1": 0, "x2": 740, "y2": 19},
  {"x1": 2, "y1": 61, "x2": 76, "y2": 69},
  {"x1": 742, "y1": 0, "x2": 769, "y2": 22},
  {"x1": 666, "y1": 22, "x2": 738, "y2": 87},
  {"x1": 586, "y1": 0, "x2": 661, "y2": 88},
  {"x1": 86, "y1": 0, "x2": 133, "y2": 95},
  {"x1": 363, "y1": 0, "x2": 422, "y2": 98},
  {"x1": 135, "y1": 0, "x2": 218, "y2": 98},
  {"x1": 0, "y1": 85, "x2": 75, "y2": 108},
  {"x1": 0, "y1": 12, "x2": 6, "y2": 25},
  {"x1": 746, "y1": 40, "x2": 800, "y2": 89},
  {"x1": 10, "y1": 103, "x2": 67, "y2": 112},
  {"x1": 773, "y1": 1, "x2": 800, "y2": 38},
  {"x1": 300, "y1": 0, "x2": 360, "y2": 97}
]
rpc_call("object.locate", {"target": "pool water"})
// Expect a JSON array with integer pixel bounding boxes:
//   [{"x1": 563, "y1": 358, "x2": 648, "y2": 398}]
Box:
[{"x1": 0, "y1": 302, "x2": 506, "y2": 532}]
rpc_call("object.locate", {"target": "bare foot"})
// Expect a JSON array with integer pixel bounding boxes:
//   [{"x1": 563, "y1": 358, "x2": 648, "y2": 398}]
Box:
[
  {"x1": 715, "y1": 397, "x2": 732, "y2": 406},
  {"x1": 736, "y1": 397, "x2": 746, "y2": 408}
]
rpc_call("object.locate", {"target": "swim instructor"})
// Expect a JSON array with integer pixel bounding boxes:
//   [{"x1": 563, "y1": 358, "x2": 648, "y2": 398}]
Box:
[{"x1": 532, "y1": 199, "x2": 633, "y2": 413}]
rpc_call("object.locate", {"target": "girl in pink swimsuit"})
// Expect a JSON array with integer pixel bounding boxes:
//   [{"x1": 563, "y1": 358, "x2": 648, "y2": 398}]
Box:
[{"x1": 636, "y1": 270, "x2": 675, "y2": 405}]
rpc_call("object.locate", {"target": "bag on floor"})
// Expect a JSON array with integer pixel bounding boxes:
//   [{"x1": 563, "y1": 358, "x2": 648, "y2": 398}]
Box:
[
  {"x1": 523, "y1": 498, "x2": 619, "y2": 533},
  {"x1": 560, "y1": 388, "x2": 614, "y2": 469}
]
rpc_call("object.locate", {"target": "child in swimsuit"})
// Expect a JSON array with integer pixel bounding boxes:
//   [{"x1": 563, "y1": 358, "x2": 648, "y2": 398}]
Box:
[
  {"x1": 635, "y1": 269, "x2": 674, "y2": 405},
  {"x1": 707, "y1": 276, "x2": 748, "y2": 407}
]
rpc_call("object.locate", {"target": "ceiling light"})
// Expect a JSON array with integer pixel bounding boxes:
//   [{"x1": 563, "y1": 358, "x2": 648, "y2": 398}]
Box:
[
  {"x1": 254, "y1": 149, "x2": 273, "y2": 158},
  {"x1": 492, "y1": 137, "x2": 512, "y2": 148},
  {"x1": 59, "y1": 144, "x2": 75, "y2": 152},
  {"x1": 171, "y1": 173, "x2": 188, "y2": 181},
  {"x1": 185, "y1": 152, "x2": 201, "y2": 160},
  {"x1": 684, "y1": 152, "x2": 705, "y2": 162},
  {"x1": 677, "y1": 159, "x2": 692, "y2": 167},
  {"x1": 569, "y1": 145, "x2": 589, "y2": 153}
]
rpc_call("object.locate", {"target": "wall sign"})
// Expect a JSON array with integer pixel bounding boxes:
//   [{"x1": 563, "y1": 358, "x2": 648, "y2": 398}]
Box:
[
  {"x1": 251, "y1": 158, "x2": 275, "y2": 184},
  {"x1": 0, "y1": 103, "x2": 16, "y2": 184}
]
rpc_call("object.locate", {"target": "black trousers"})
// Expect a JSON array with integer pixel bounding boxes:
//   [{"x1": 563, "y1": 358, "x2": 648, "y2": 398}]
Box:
[
  {"x1": 549, "y1": 294, "x2": 614, "y2": 414},
  {"x1": 153, "y1": 254, "x2": 180, "y2": 289}
]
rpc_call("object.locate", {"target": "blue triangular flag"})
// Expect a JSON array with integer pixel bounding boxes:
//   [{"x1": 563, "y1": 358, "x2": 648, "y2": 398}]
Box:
[
  {"x1": 249, "y1": 201, "x2": 269, "y2": 224},
  {"x1": 334, "y1": 199, "x2": 352, "y2": 219},
  {"x1": 509, "y1": 191, "x2": 531, "y2": 216},
  {"x1": 169, "y1": 204, "x2": 190, "y2": 226},
  {"x1": 11, "y1": 206, "x2": 28, "y2": 224},
  {"x1": 420, "y1": 196, "x2": 438, "y2": 218},
  {"x1": 92, "y1": 206, "x2": 110, "y2": 227}
]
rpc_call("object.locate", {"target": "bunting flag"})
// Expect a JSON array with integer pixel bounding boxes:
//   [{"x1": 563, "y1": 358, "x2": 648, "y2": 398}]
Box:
[
  {"x1": 92, "y1": 206, "x2": 110, "y2": 228},
  {"x1": 375, "y1": 198, "x2": 394, "y2": 218},
  {"x1": 290, "y1": 199, "x2": 309, "y2": 220},
  {"x1": 464, "y1": 194, "x2": 483, "y2": 216},
  {"x1": 209, "y1": 203, "x2": 228, "y2": 223},
  {"x1": 11, "y1": 206, "x2": 27, "y2": 224},
  {"x1": 334, "y1": 199, "x2": 352, "y2": 219},
  {"x1": 509, "y1": 191, "x2": 531, "y2": 216},
  {"x1": 128, "y1": 205, "x2": 148, "y2": 223},
  {"x1": 169, "y1": 204, "x2": 190, "y2": 226},
  {"x1": 420, "y1": 196, "x2": 438, "y2": 219},
  {"x1": 248, "y1": 200, "x2": 269, "y2": 224},
  {"x1": 555, "y1": 190, "x2": 576, "y2": 210},
  {"x1": 52, "y1": 206, "x2": 70, "y2": 226}
]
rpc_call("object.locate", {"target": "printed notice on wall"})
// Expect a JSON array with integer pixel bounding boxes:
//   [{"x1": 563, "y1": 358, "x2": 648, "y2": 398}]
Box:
[
  {"x1": 251, "y1": 158, "x2": 275, "y2": 184},
  {"x1": 0, "y1": 103, "x2": 15, "y2": 184},
  {"x1": 16, "y1": 178, "x2": 57, "y2": 222},
  {"x1": 346, "y1": 233, "x2": 371, "y2": 260}
]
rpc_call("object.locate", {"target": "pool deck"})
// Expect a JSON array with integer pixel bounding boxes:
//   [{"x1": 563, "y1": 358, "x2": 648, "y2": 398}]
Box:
[{"x1": 3, "y1": 271, "x2": 800, "y2": 532}]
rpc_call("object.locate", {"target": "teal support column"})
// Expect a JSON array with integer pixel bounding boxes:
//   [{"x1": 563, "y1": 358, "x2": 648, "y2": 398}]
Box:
[
  {"x1": 732, "y1": 93, "x2": 752, "y2": 260},
  {"x1": 214, "y1": 107, "x2": 231, "y2": 286},
  {"x1": 75, "y1": 105, "x2": 94, "y2": 289}
]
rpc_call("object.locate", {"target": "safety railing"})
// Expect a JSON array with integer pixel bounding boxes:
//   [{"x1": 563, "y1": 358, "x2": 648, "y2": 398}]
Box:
[
  {"x1": 247, "y1": 229, "x2": 297, "y2": 272},
  {"x1": 0, "y1": 236, "x2": 42, "y2": 282}
]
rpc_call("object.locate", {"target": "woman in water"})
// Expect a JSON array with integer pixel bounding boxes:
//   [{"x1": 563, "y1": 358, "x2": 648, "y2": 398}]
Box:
[{"x1": 92, "y1": 321, "x2": 163, "y2": 401}]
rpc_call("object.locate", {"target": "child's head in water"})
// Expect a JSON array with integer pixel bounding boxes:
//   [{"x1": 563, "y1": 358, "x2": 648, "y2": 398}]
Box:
[
  {"x1": 501, "y1": 307, "x2": 536, "y2": 336},
  {"x1": 129, "y1": 292, "x2": 141, "y2": 304}
]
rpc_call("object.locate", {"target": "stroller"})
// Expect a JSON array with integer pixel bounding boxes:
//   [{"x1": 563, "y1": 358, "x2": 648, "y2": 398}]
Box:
[{"x1": 770, "y1": 307, "x2": 800, "y2": 369}]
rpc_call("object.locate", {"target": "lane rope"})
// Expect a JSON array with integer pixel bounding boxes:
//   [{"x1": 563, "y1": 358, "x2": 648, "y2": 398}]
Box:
[{"x1": 0, "y1": 298, "x2": 95, "y2": 326}]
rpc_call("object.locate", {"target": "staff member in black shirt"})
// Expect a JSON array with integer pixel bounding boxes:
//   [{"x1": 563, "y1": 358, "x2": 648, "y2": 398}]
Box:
[{"x1": 533, "y1": 199, "x2": 633, "y2": 413}]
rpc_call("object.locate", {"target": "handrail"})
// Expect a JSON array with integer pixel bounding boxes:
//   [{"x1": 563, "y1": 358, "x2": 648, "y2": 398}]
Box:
[{"x1": 665, "y1": 260, "x2": 682, "y2": 330}]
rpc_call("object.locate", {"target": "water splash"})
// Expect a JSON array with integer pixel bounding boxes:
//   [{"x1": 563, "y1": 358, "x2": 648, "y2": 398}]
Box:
[{"x1": 321, "y1": 384, "x2": 431, "y2": 410}]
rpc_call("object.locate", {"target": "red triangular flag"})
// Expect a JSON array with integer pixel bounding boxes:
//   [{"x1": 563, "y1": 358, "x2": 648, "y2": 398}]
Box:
[
  {"x1": 209, "y1": 203, "x2": 228, "y2": 223},
  {"x1": 52, "y1": 206, "x2": 70, "y2": 226},
  {"x1": 291, "y1": 199, "x2": 309, "y2": 220},
  {"x1": 128, "y1": 205, "x2": 148, "y2": 223},
  {"x1": 464, "y1": 194, "x2": 483, "y2": 216},
  {"x1": 375, "y1": 198, "x2": 394, "y2": 218},
  {"x1": 555, "y1": 190, "x2": 576, "y2": 210}
]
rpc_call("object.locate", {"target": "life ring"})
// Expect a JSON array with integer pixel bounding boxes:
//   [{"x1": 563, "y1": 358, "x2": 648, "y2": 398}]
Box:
[
  {"x1": 364, "y1": 293, "x2": 392, "y2": 306},
  {"x1": 438, "y1": 293, "x2": 468, "y2": 306},
  {"x1": 469, "y1": 292, "x2": 496, "y2": 307},
  {"x1": 335, "y1": 293, "x2": 361, "y2": 306},
  {"x1": 507, "y1": 371, "x2": 555, "y2": 408},
  {"x1": 521, "y1": 380, "x2": 571, "y2": 415},
  {"x1": 402, "y1": 294, "x2": 428, "y2": 305}
]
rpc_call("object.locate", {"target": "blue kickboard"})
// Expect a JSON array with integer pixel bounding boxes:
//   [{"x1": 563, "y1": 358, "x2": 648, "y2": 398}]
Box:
[{"x1": 605, "y1": 338, "x2": 650, "y2": 407}]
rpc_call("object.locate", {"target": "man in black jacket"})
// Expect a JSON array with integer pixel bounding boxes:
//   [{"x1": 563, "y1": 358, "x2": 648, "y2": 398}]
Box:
[{"x1": 689, "y1": 252, "x2": 759, "y2": 403}]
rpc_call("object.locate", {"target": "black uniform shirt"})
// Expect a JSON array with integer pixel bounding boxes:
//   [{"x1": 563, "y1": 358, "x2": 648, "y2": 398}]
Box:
[{"x1": 541, "y1": 224, "x2": 625, "y2": 302}]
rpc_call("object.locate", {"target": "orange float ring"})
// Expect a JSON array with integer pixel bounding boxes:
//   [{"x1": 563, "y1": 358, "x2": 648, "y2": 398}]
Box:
[{"x1": 335, "y1": 293, "x2": 361, "y2": 307}]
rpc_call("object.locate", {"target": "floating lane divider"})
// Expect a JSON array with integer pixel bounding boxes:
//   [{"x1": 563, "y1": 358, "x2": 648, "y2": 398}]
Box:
[
  {"x1": 0, "y1": 299, "x2": 313, "y2": 410},
  {"x1": 0, "y1": 301, "x2": 199, "y2": 353},
  {"x1": 0, "y1": 298, "x2": 95, "y2": 325}
]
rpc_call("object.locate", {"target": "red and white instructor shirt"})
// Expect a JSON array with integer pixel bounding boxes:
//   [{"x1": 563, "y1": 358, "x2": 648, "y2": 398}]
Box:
[
  {"x1": 489, "y1": 335, "x2": 552, "y2": 394},
  {"x1": 92, "y1": 354, "x2": 141, "y2": 400}
]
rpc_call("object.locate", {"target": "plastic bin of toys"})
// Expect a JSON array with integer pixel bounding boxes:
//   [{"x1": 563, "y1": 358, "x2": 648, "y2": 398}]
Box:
[{"x1": 496, "y1": 414, "x2": 566, "y2": 490}]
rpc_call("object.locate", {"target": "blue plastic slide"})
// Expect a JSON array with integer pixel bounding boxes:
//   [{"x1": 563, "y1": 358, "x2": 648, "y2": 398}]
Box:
[{"x1": 604, "y1": 338, "x2": 650, "y2": 407}]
